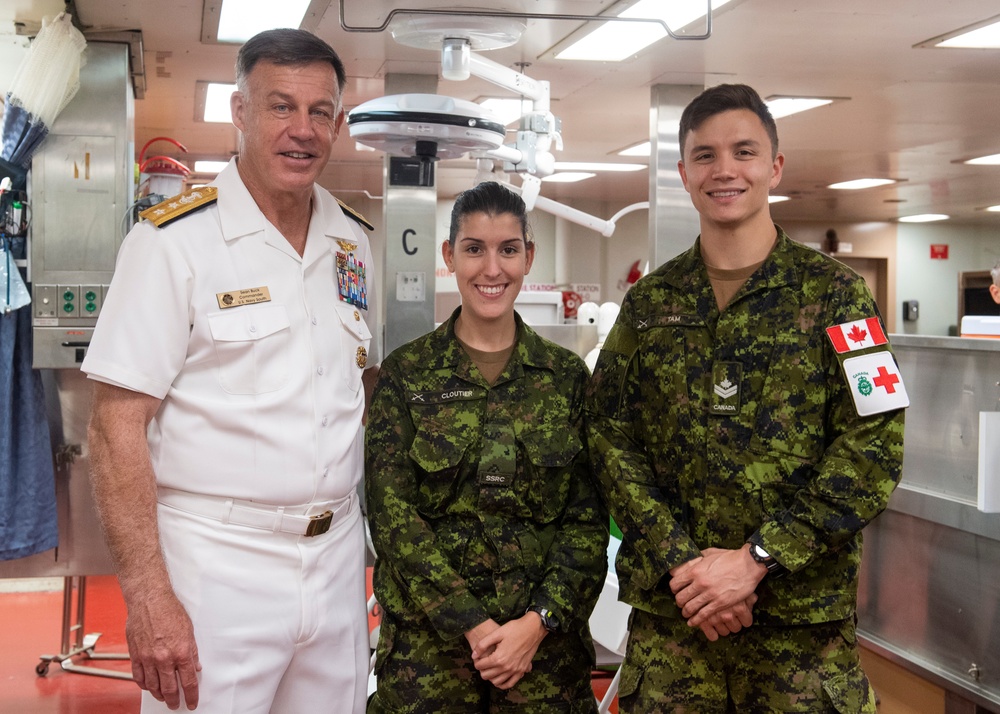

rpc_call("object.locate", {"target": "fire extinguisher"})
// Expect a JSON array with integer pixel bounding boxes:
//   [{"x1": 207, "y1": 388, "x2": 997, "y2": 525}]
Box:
[{"x1": 617, "y1": 259, "x2": 643, "y2": 291}]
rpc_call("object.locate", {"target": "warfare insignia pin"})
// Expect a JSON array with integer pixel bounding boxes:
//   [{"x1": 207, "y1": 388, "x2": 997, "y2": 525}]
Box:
[{"x1": 356, "y1": 346, "x2": 367, "y2": 368}]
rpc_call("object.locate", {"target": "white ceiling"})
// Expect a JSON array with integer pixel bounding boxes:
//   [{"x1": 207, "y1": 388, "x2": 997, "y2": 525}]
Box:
[{"x1": 4, "y1": 0, "x2": 1000, "y2": 227}]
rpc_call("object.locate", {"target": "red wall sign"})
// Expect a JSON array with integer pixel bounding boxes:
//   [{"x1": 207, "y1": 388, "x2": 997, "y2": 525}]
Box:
[{"x1": 930, "y1": 244, "x2": 949, "y2": 260}]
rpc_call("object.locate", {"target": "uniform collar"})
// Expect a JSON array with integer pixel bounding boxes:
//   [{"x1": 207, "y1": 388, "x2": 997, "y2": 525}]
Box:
[
  {"x1": 425, "y1": 307, "x2": 559, "y2": 376},
  {"x1": 213, "y1": 159, "x2": 362, "y2": 267},
  {"x1": 660, "y1": 224, "x2": 801, "y2": 294}
]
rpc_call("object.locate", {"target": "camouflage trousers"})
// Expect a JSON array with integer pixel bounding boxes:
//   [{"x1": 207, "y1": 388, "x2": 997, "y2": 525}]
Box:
[
  {"x1": 368, "y1": 613, "x2": 598, "y2": 714},
  {"x1": 616, "y1": 609, "x2": 877, "y2": 713}
]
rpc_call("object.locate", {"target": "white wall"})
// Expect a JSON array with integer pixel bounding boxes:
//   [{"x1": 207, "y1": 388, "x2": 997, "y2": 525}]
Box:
[{"x1": 895, "y1": 223, "x2": 1000, "y2": 336}]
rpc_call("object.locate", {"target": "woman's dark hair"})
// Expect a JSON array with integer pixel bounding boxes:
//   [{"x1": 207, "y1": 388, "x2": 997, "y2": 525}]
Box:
[
  {"x1": 236, "y1": 28, "x2": 346, "y2": 93},
  {"x1": 679, "y1": 83, "x2": 779, "y2": 159},
  {"x1": 448, "y1": 181, "x2": 531, "y2": 246}
]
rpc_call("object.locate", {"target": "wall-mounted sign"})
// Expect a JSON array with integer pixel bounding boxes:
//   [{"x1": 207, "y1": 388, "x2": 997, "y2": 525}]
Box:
[{"x1": 930, "y1": 244, "x2": 949, "y2": 260}]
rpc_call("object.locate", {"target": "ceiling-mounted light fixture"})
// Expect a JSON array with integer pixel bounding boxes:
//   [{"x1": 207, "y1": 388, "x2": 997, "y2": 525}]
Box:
[
  {"x1": 898, "y1": 214, "x2": 949, "y2": 223},
  {"x1": 828, "y1": 178, "x2": 898, "y2": 190},
  {"x1": 617, "y1": 142, "x2": 653, "y2": 157},
  {"x1": 196, "y1": 82, "x2": 237, "y2": 123},
  {"x1": 204, "y1": 0, "x2": 315, "y2": 43},
  {"x1": 916, "y1": 14, "x2": 1000, "y2": 49},
  {"x1": 542, "y1": 172, "x2": 595, "y2": 183},
  {"x1": 193, "y1": 160, "x2": 229, "y2": 174},
  {"x1": 963, "y1": 153, "x2": 1000, "y2": 166},
  {"x1": 765, "y1": 96, "x2": 846, "y2": 119},
  {"x1": 553, "y1": 162, "x2": 646, "y2": 172},
  {"x1": 555, "y1": 0, "x2": 731, "y2": 62}
]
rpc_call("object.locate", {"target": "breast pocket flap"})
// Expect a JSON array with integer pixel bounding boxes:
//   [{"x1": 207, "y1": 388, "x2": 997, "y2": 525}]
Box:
[{"x1": 208, "y1": 304, "x2": 290, "y2": 342}]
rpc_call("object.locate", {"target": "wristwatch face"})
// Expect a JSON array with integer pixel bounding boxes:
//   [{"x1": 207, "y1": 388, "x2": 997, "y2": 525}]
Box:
[
  {"x1": 752, "y1": 544, "x2": 771, "y2": 561},
  {"x1": 531, "y1": 606, "x2": 558, "y2": 632}
]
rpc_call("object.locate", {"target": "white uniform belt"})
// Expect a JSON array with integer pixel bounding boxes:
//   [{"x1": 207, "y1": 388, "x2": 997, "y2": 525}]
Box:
[{"x1": 157, "y1": 487, "x2": 355, "y2": 537}]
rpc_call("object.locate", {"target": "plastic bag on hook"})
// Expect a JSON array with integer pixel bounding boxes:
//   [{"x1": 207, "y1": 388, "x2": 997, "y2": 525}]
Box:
[{"x1": 1, "y1": 236, "x2": 31, "y2": 313}]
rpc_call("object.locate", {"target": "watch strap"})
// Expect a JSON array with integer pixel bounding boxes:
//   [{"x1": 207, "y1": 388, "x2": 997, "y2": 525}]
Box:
[{"x1": 526, "y1": 605, "x2": 559, "y2": 633}]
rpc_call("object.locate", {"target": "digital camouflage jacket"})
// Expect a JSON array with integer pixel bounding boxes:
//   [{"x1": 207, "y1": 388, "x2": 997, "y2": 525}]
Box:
[
  {"x1": 587, "y1": 228, "x2": 905, "y2": 626},
  {"x1": 366, "y1": 309, "x2": 609, "y2": 642}
]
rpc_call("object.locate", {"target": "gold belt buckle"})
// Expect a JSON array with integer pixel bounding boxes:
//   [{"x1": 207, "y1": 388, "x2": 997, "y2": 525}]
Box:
[{"x1": 305, "y1": 510, "x2": 334, "y2": 537}]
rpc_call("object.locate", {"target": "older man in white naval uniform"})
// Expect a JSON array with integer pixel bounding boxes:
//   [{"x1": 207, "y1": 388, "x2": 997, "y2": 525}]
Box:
[{"x1": 83, "y1": 29, "x2": 378, "y2": 713}]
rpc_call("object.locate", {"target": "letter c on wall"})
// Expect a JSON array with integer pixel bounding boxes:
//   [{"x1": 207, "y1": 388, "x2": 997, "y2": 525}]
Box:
[{"x1": 402, "y1": 229, "x2": 417, "y2": 256}]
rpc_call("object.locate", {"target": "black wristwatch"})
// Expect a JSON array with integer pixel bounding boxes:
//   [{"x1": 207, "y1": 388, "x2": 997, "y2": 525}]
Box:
[
  {"x1": 526, "y1": 606, "x2": 559, "y2": 633},
  {"x1": 749, "y1": 543, "x2": 784, "y2": 576}
]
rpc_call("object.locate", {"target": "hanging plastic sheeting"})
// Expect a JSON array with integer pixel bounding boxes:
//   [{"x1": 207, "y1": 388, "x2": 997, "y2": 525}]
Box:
[
  {"x1": 1, "y1": 12, "x2": 87, "y2": 168},
  {"x1": 0, "y1": 302, "x2": 58, "y2": 560},
  {"x1": 0, "y1": 15, "x2": 76, "y2": 560}
]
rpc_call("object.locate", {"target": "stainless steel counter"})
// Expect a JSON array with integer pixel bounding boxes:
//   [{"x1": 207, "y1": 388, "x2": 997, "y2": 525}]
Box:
[{"x1": 858, "y1": 334, "x2": 1000, "y2": 711}]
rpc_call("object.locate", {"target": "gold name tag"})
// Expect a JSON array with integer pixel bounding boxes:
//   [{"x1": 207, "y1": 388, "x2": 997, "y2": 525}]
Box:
[{"x1": 216, "y1": 286, "x2": 272, "y2": 309}]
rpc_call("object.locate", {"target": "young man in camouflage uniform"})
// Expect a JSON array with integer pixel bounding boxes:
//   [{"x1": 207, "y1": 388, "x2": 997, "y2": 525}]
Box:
[
  {"x1": 587, "y1": 84, "x2": 908, "y2": 712},
  {"x1": 366, "y1": 181, "x2": 608, "y2": 712}
]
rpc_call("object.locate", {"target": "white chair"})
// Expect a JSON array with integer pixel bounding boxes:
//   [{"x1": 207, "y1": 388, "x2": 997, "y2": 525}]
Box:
[{"x1": 590, "y1": 535, "x2": 630, "y2": 713}]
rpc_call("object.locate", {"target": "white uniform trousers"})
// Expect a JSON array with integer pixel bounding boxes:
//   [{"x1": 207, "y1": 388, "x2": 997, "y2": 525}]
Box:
[{"x1": 142, "y1": 493, "x2": 369, "y2": 713}]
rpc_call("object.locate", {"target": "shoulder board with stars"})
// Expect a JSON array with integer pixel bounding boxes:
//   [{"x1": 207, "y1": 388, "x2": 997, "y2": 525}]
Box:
[
  {"x1": 139, "y1": 187, "x2": 218, "y2": 228},
  {"x1": 336, "y1": 198, "x2": 374, "y2": 231}
]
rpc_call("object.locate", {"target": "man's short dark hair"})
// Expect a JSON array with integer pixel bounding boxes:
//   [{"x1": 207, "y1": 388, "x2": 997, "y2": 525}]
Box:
[
  {"x1": 679, "y1": 83, "x2": 779, "y2": 159},
  {"x1": 236, "y1": 28, "x2": 346, "y2": 93}
]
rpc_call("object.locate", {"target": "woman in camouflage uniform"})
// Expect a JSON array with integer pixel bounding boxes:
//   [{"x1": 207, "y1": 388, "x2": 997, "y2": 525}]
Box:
[{"x1": 365, "y1": 181, "x2": 608, "y2": 713}]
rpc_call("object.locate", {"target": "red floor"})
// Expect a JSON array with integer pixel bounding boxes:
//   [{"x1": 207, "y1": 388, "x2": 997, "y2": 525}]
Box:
[
  {"x1": 1, "y1": 575, "x2": 618, "y2": 713},
  {"x1": 1, "y1": 575, "x2": 138, "y2": 714}
]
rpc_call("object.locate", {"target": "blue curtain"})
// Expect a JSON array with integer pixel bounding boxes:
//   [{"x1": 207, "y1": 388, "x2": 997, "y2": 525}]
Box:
[{"x1": 0, "y1": 297, "x2": 58, "y2": 560}]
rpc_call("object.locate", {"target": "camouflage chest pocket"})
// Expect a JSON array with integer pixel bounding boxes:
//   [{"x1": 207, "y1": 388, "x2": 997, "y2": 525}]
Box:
[
  {"x1": 750, "y1": 328, "x2": 829, "y2": 462},
  {"x1": 408, "y1": 423, "x2": 477, "y2": 514},
  {"x1": 515, "y1": 423, "x2": 582, "y2": 522}
]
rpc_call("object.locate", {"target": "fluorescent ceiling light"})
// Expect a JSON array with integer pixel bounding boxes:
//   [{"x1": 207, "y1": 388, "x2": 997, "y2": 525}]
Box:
[
  {"x1": 987, "y1": 205, "x2": 1000, "y2": 212},
  {"x1": 479, "y1": 98, "x2": 523, "y2": 126},
  {"x1": 618, "y1": 142, "x2": 652, "y2": 157},
  {"x1": 931, "y1": 17, "x2": 1000, "y2": 48},
  {"x1": 204, "y1": 83, "x2": 236, "y2": 123},
  {"x1": 553, "y1": 162, "x2": 645, "y2": 172},
  {"x1": 542, "y1": 172, "x2": 595, "y2": 183},
  {"x1": 193, "y1": 160, "x2": 229, "y2": 174},
  {"x1": 828, "y1": 178, "x2": 897, "y2": 190},
  {"x1": 768, "y1": 195, "x2": 790, "y2": 204},
  {"x1": 765, "y1": 97, "x2": 836, "y2": 119},
  {"x1": 898, "y1": 214, "x2": 949, "y2": 223},
  {"x1": 217, "y1": 0, "x2": 312, "y2": 43},
  {"x1": 964, "y1": 153, "x2": 1000, "y2": 165},
  {"x1": 556, "y1": 0, "x2": 731, "y2": 62}
]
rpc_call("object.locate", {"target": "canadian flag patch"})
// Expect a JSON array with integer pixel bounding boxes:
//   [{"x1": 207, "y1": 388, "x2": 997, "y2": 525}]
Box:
[
  {"x1": 842, "y1": 351, "x2": 909, "y2": 416},
  {"x1": 826, "y1": 317, "x2": 888, "y2": 353}
]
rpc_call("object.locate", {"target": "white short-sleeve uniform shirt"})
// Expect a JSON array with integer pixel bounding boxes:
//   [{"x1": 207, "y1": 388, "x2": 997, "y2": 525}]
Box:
[{"x1": 83, "y1": 159, "x2": 380, "y2": 504}]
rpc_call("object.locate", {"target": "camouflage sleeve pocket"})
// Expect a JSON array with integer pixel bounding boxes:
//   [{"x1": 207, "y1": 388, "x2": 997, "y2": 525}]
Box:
[{"x1": 821, "y1": 661, "x2": 877, "y2": 713}]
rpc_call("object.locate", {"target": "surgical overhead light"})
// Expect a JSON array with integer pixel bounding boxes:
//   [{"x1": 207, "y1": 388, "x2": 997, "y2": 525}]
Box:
[{"x1": 347, "y1": 94, "x2": 507, "y2": 161}]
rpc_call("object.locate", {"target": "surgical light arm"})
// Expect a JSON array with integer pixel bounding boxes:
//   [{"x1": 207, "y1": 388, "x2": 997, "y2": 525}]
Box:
[{"x1": 441, "y1": 39, "x2": 560, "y2": 176}]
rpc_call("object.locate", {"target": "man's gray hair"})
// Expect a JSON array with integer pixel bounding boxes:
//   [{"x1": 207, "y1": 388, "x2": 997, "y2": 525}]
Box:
[{"x1": 992, "y1": 259, "x2": 1000, "y2": 287}]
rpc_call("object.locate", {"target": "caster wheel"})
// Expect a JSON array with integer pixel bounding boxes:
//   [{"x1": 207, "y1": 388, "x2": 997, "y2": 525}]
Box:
[{"x1": 36, "y1": 662, "x2": 50, "y2": 676}]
